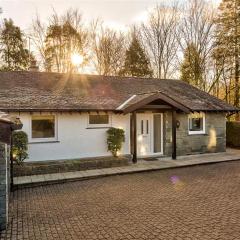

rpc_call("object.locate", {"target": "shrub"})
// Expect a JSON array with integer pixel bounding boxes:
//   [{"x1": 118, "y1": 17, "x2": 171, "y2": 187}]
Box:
[
  {"x1": 12, "y1": 131, "x2": 28, "y2": 164},
  {"x1": 106, "y1": 127, "x2": 125, "y2": 157},
  {"x1": 226, "y1": 121, "x2": 240, "y2": 148}
]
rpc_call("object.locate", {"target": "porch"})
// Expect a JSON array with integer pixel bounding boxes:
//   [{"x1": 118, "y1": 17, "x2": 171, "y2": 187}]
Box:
[
  {"x1": 119, "y1": 91, "x2": 237, "y2": 163},
  {"x1": 14, "y1": 148, "x2": 240, "y2": 187},
  {"x1": 119, "y1": 91, "x2": 191, "y2": 162}
]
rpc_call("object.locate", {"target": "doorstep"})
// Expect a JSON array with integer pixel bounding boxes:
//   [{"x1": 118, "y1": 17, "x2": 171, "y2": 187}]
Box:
[{"x1": 14, "y1": 148, "x2": 240, "y2": 188}]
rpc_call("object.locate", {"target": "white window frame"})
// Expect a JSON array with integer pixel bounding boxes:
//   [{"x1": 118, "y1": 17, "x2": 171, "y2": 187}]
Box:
[
  {"x1": 30, "y1": 114, "x2": 58, "y2": 142},
  {"x1": 87, "y1": 113, "x2": 111, "y2": 128},
  {"x1": 188, "y1": 112, "x2": 206, "y2": 135}
]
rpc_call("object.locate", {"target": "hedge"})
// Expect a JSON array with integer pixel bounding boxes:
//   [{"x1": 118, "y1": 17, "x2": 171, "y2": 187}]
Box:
[
  {"x1": 226, "y1": 121, "x2": 240, "y2": 148},
  {"x1": 12, "y1": 131, "x2": 28, "y2": 164},
  {"x1": 106, "y1": 127, "x2": 125, "y2": 157}
]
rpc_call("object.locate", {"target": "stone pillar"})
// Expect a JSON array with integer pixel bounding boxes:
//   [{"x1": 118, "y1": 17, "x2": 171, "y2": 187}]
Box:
[{"x1": 0, "y1": 142, "x2": 10, "y2": 231}]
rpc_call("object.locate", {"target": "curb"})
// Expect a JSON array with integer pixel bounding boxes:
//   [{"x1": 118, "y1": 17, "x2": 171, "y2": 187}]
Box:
[{"x1": 14, "y1": 158, "x2": 240, "y2": 189}]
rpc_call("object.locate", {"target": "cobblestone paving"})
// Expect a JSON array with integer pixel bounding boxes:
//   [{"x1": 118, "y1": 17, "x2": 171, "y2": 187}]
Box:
[{"x1": 1, "y1": 161, "x2": 240, "y2": 240}]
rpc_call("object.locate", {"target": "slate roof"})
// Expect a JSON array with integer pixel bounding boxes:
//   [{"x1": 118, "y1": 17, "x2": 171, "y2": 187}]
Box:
[{"x1": 0, "y1": 71, "x2": 237, "y2": 112}]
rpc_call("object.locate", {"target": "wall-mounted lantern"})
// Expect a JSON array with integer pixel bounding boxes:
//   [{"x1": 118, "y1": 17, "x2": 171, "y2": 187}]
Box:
[{"x1": 176, "y1": 120, "x2": 180, "y2": 129}]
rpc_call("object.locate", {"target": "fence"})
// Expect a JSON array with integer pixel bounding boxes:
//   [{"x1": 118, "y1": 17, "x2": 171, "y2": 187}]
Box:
[
  {"x1": 0, "y1": 116, "x2": 13, "y2": 231},
  {"x1": 0, "y1": 142, "x2": 10, "y2": 231}
]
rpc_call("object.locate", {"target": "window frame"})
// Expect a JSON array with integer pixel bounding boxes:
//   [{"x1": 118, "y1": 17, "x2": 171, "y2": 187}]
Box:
[
  {"x1": 30, "y1": 114, "x2": 58, "y2": 142},
  {"x1": 87, "y1": 113, "x2": 111, "y2": 128},
  {"x1": 188, "y1": 112, "x2": 206, "y2": 135}
]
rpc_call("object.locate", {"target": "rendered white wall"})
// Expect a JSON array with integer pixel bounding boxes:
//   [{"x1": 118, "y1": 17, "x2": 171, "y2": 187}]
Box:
[{"x1": 13, "y1": 112, "x2": 131, "y2": 162}]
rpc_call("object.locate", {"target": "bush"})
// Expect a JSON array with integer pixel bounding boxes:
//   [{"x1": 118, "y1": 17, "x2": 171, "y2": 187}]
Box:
[
  {"x1": 12, "y1": 131, "x2": 28, "y2": 164},
  {"x1": 106, "y1": 127, "x2": 125, "y2": 157},
  {"x1": 226, "y1": 121, "x2": 240, "y2": 148}
]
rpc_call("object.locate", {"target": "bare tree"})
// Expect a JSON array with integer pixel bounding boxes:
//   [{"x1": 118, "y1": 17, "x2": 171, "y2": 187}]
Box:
[
  {"x1": 140, "y1": 2, "x2": 180, "y2": 78},
  {"x1": 213, "y1": 0, "x2": 240, "y2": 120},
  {"x1": 90, "y1": 20, "x2": 126, "y2": 75},
  {"x1": 31, "y1": 15, "x2": 47, "y2": 70},
  {"x1": 178, "y1": 0, "x2": 216, "y2": 91},
  {"x1": 31, "y1": 8, "x2": 89, "y2": 73}
]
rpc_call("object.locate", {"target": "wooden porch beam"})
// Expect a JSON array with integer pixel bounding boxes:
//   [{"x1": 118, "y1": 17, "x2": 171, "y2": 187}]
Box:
[
  {"x1": 140, "y1": 105, "x2": 172, "y2": 110},
  {"x1": 172, "y1": 109, "x2": 177, "y2": 160},
  {"x1": 132, "y1": 111, "x2": 137, "y2": 163}
]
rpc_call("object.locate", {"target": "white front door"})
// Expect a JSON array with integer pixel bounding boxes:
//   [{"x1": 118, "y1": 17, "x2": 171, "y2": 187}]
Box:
[{"x1": 137, "y1": 114, "x2": 151, "y2": 156}]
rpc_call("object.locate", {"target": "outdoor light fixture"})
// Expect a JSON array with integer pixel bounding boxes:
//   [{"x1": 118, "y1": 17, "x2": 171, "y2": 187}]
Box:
[{"x1": 176, "y1": 120, "x2": 180, "y2": 128}]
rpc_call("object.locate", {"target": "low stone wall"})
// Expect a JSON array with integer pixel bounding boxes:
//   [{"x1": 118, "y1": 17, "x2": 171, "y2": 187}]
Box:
[
  {"x1": 13, "y1": 156, "x2": 130, "y2": 177},
  {"x1": 164, "y1": 112, "x2": 226, "y2": 157}
]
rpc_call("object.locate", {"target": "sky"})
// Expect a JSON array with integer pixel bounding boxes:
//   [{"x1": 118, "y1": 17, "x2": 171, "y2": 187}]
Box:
[{"x1": 1, "y1": 0, "x2": 221, "y2": 31}]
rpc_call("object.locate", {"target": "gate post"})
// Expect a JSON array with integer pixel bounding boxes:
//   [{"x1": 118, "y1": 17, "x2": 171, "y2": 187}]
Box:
[{"x1": 0, "y1": 142, "x2": 10, "y2": 231}]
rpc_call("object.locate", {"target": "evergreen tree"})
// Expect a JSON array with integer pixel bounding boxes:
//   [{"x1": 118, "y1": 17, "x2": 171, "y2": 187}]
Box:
[
  {"x1": 0, "y1": 19, "x2": 31, "y2": 71},
  {"x1": 120, "y1": 33, "x2": 152, "y2": 77},
  {"x1": 215, "y1": 0, "x2": 240, "y2": 118},
  {"x1": 180, "y1": 43, "x2": 204, "y2": 88}
]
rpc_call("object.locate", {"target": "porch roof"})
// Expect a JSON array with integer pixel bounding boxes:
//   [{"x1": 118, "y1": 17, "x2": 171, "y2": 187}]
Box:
[{"x1": 117, "y1": 91, "x2": 191, "y2": 113}]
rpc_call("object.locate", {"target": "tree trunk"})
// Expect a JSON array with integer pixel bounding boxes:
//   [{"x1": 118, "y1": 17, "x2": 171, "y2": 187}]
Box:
[{"x1": 234, "y1": 0, "x2": 240, "y2": 121}]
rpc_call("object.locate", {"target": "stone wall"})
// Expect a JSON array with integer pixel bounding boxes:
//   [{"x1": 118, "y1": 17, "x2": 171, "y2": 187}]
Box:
[
  {"x1": 164, "y1": 112, "x2": 226, "y2": 157},
  {"x1": 13, "y1": 156, "x2": 130, "y2": 177},
  {"x1": 0, "y1": 143, "x2": 10, "y2": 231}
]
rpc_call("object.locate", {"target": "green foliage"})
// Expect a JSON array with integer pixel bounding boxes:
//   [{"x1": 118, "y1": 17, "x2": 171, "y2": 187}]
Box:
[
  {"x1": 226, "y1": 121, "x2": 240, "y2": 148},
  {"x1": 214, "y1": 0, "x2": 240, "y2": 111},
  {"x1": 120, "y1": 33, "x2": 153, "y2": 77},
  {"x1": 106, "y1": 127, "x2": 125, "y2": 157},
  {"x1": 0, "y1": 19, "x2": 32, "y2": 71},
  {"x1": 12, "y1": 131, "x2": 28, "y2": 165},
  {"x1": 180, "y1": 43, "x2": 204, "y2": 88}
]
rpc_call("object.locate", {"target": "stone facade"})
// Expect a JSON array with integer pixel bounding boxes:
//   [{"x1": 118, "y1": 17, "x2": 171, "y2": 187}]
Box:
[{"x1": 164, "y1": 112, "x2": 226, "y2": 157}]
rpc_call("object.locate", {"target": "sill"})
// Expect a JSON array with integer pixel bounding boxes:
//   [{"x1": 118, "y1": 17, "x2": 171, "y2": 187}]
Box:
[
  {"x1": 138, "y1": 153, "x2": 164, "y2": 158},
  {"x1": 29, "y1": 141, "x2": 60, "y2": 144},
  {"x1": 188, "y1": 132, "x2": 207, "y2": 136}
]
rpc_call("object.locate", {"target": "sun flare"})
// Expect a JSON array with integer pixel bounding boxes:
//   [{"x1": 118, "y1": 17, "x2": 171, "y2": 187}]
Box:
[{"x1": 71, "y1": 53, "x2": 84, "y2": 66}]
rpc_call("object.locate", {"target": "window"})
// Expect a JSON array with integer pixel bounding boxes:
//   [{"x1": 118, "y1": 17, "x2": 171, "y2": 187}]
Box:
[
  {"x1": 141, "y1": 120, "x2": 144, "y2": 134},
  {"x1": 88, "y1": 114, "x2": 110, "y2": 127},
  {"x1": 154, "y1": 114, "x2": 162, "y2": 153},
  {"x1": 31, "y1": 115, "x2": 56, "y2": 140},
  {"x1": 188, "y1": 112, "x2": 205, "y2": 135}
]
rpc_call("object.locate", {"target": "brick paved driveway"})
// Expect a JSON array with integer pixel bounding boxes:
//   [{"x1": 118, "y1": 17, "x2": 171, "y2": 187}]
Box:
[{"x1": 1, "y1": 161, "x2": 240, "y2": 240}]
